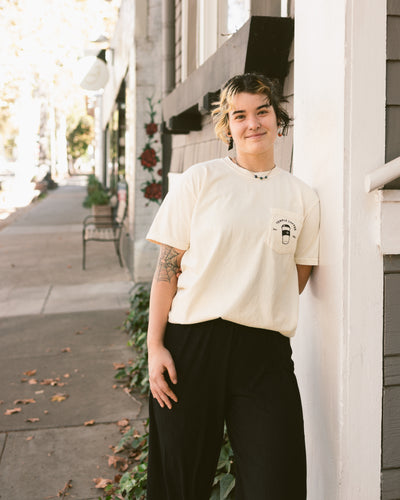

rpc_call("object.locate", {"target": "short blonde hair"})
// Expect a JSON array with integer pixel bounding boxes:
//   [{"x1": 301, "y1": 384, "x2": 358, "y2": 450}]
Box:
[{"x1": 212, "y1": 73, "x2": 291, "y2": 144}]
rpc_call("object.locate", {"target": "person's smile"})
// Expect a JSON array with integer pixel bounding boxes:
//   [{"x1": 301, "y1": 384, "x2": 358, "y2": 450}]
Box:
[{"x1": 245, "y1": 131, "x2": 267, "y2": 139}]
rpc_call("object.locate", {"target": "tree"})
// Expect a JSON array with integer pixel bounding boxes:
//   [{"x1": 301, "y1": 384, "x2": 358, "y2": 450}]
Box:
[
  {"x1": 67, "y1": 114, "x2": 94, "y2": 162},
  {"x1": 0, "y1": 0, "x2": 121, "y2": 172}
]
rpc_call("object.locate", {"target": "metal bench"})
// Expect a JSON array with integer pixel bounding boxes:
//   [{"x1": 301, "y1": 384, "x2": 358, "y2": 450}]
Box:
[{"x1": 82, "y1": 200, "x2": 127, "y2": 270}]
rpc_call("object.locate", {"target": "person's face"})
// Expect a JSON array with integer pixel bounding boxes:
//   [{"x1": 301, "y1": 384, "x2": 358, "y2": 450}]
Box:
[{"x1": 227, "y1": 92, "x2": 279, "y2": 157}]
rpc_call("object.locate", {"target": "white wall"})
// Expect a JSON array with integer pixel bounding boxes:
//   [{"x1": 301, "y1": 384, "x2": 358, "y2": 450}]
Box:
[
  {"x1": 293, "y1": 0, "x2": 385, "y2": 498},
  {"x1": 101, "y1": 0, "x2": 135, "y2": 131},
  {"x1": 101, "y1": 0, "x2": 163, "y2": 282},
  {"x1": 130, "y1": 0, "x2": 163, "y2": 282}
]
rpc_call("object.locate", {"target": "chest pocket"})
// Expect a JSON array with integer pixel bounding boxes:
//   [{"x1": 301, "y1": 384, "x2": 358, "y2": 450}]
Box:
[{"x1": 266, "y1": 209, "x2": 304, "y2": 255}]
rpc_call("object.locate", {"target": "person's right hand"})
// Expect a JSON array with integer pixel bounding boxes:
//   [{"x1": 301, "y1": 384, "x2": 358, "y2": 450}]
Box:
[{"x1": 148, "y1": 345, "x2": 178, "y2": 409}]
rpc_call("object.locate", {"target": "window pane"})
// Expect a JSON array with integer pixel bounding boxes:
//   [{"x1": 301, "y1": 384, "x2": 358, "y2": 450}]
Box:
[{"x1": 227, "y1": 0, "x2": 250, "y2": 33}]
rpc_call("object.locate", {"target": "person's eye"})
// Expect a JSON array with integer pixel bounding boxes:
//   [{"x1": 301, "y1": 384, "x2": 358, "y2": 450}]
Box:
[
  {"x1": 258, "y1": 109, "x2": 268, "y2": 115},
  {"x1": 235, "y1": 114, "x2": 245, "y2": 120}
]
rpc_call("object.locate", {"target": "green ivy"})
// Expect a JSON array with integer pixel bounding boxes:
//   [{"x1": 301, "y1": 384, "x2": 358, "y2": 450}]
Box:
[{"x1": 106, "y1": 285, "x2": 236, "y2": 499}]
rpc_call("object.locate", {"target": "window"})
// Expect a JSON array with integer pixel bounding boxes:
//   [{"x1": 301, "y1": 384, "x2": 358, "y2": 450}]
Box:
[{"x1": 179, "y1": 0, "x2": 286, "y2": 81}]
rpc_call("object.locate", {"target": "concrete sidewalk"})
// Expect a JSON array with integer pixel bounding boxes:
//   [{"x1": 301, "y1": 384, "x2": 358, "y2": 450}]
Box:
[{"x1": 0, "y1": 177, "x2": 147, "y2": 499}]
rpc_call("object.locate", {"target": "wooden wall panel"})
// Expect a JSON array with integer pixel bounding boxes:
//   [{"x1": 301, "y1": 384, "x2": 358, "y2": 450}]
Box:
[
  {"x1": 387, "y1": 16, "x2": 400, "y2": 61},
  {"x1": 382, "y1": 386, "x2": 400, "y2": 468},
  {"x1": 382, "y1": 469, "x2": 400, "y2": 500},
  {"x1": 384, "y1": 273, "x2": 400, "y2": 355},
  {"x1": 382, "y1": 254, "x2": 400, "y2": 498},
  {"x1": 384, "y1": 356, "x2": 400, "y2": 386},
  {"x1": 386, "y1": 10, "x2": 400, "y2": 173},
  {"x1": 388, "y1": 0, "x2": 400, "y2": 15}
]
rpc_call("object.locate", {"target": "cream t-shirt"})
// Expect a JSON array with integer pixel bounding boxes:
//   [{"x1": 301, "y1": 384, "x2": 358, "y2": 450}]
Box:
[{"x1": 146, "y1": 157, "x2": 320, "y2": 337}]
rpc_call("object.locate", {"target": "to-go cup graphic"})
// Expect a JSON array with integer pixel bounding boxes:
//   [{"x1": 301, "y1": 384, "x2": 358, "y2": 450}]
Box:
[{"x1": 281, "y1": 224, "x2": 291, "y2": 244}]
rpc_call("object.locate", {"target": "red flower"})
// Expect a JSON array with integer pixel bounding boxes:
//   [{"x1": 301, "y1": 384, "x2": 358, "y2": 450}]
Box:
[
  {"x1": 157, "y1": 168, "x2": 162, "y2": 176},
  {"x1": 143, "y1": 182, "x2": 162, "y2": 201},
  {"x1": 146, "y1": 122, "x2": 158, "y2": 136},
  {"x1": 140, "y1": 148, "x2": 157, "y2": 168}
]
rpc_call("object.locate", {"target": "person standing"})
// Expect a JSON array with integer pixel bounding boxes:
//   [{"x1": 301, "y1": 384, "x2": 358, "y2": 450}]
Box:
[{"x1": 145, "y1": 73, "x2": 320, "y2": 500}]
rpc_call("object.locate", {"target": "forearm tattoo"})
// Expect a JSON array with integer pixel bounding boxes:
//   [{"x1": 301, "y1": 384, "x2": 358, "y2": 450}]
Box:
[{"x1": 156, "y1": 245, "x2": 180, "y2": 282}]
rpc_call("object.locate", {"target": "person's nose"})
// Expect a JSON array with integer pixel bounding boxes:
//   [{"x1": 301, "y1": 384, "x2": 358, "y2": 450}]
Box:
[{"x1": 248, "y1": 114, "x2": 260, "y2": 130}]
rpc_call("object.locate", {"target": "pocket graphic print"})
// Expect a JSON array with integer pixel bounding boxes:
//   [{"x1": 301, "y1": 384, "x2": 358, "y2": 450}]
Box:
[{"x1": 268, "y1": 209, "x2": 303, "y2": 254}]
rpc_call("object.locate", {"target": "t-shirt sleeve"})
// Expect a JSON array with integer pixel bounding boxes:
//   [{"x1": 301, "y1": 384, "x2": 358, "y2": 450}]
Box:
[
  {"x1": 146, "y1": 169, "x2": 198, "y2": 250},
  {"x1": 295, "y1": 199, "x2": 320, "y2": 265}
]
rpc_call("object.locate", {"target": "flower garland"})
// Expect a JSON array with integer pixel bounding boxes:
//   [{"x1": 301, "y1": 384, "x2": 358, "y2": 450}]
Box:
[{"x1": 139, "y1": 97, "x2": 162, "y2": 205}]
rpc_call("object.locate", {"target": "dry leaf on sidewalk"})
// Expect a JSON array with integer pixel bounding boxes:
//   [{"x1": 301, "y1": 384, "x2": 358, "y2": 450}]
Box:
[
  {"x1": 113, "y1": 362, "x2": 125, "y2": 370},
  {"x1": 107, "y1": 455, "x2": 128, "y2": 469},
  {"x1": 84, "y1": 420, "x2": 95, "y2": 426},
  {"x1": 26, "y1": 417, "x2": 40, "y2": 423},
  {"x1": 51, "y1": 393, "x2": 69, "y2": 403},
  {"x1": 4, "y1": 407, "x2": 21, "y2": 415},
  {"x1": 41, "y1": 378, "x2": 62, "y2": 386},
  {"x1": 117, "y1": 418, "x2": 130, "y2": 428},
  {"x1": 58, "y1": 479, "x2": 72, "y2": 497},
  {"x1": 93, "y1": 477, "x2": 112, "y2": 489},
  {"x1": 61, "y1": 347, "x2": 71, "y2": 353},
  {"x1": 14, "y1": 398, "x2": 36, "y2": 405},
  {"x1": 24, "y1": 369, "x2": 37, "y2": 376}
]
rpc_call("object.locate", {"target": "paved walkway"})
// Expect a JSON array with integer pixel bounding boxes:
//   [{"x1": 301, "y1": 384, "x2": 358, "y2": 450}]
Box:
[{"x1": 0, "y1": 177, "x2": 147, "y2": 499}]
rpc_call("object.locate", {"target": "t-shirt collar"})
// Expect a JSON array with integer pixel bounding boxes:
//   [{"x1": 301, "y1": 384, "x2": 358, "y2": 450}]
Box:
[{"x1": 223, "y1": 156, "x2": 281, "y2": 180}]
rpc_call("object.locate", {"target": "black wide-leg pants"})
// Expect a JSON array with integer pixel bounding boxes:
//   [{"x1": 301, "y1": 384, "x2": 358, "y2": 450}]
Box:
[{"x1": 147, "y1": 319, "x2": 307, "y2": 500}]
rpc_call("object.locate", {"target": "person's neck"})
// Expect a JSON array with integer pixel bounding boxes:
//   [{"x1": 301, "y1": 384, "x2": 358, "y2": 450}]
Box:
[{"x1": 234, "y1": 151, "x2": 275, "y2": 172}]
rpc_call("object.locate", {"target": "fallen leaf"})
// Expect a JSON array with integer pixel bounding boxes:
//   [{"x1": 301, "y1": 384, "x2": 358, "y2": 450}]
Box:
[
  {"x1": 113, "y1": 362, "x2": 125, "y2": 370},
  {"x1": 14, "y1": 398, "x2": 36, "y2": 405},
  {"x1": 24, "y1": 369, "x2": 37, "y2": 376},
  {"x1": 63, "y1": 373, "x2": 70, "y2": 379},
  {"x1": 26, "y1": 436, "x2": 34, "y2": 441},
  {"x1": 41, "y1": 378, "x2": 61, "y2": 386},
  {"x1": 51, "y1": 393, "x2": 68, "y2": 403},
  {"x1": 28, "y1": 379, "x2": 38, "y2": 385},
  {"x1": 44, "y1": 410, "x2": 49, "y2": 414},
  {"x1": 93, "y1": 477, "x2": 112, "y2": 489},
  {"x1": 117, "y1": 419, "x2": 129, "y2": 427},
  {"x1": 0, "y1": 400, "x2": 4, "y2": 405},
  {"x1": 84, "y1": 420, "x2": 95, "y2": 426},
  {"x1": 58, "y1": 479, "x2": 72, "y2": 497},
  {"x1": 108, "y1": 455, "x2": 129, "y2": 470},
  {"x1": 67, "y1": 265, "x2": 72, "y2": 269},
  {"x1": 26, "y1": 417, "x2": 40, "y2": 423},
  {"x1": 61, "y1": 347, "x2": 71, "y2": 353},
  {"x1": 114, "y1": 475, "x2": 123, "y2": 485},
  {"x1": 108, "y1": 455, "x2": 120, "y2": 468},
  {"x1": 20, "y1": 378, "x2": 28, "y2": 383},
  {"x1": 4, "y1": 407, "x2": 21, "y2": 415},
  {"x1": 74, "y1": 330, "x2": 83, "y2": 335},
  {"x1": 35, "y1": 390, "x2": 44, "y2": 395}
]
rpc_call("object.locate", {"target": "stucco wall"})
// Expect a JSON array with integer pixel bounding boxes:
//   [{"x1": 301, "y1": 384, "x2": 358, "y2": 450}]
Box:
[
  {"x1": 130, "y1": 0, "x2": 163, "y2": 282},
  {"x1": 101, "y1": 0, "x2": 163, "y2": 282},
  {"x1": 293, "y1": 0, "x2": 385, "y2": 498}
]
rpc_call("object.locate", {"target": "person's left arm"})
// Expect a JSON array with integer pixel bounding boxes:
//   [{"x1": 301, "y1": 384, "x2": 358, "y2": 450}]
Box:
[{"x1": 296, "y1": 264, "x2": 313, "y2": 294}]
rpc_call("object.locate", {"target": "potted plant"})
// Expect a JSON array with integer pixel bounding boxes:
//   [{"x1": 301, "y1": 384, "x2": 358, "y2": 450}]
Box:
[{"x1": 83, "y1": 175, "x2": 112, "y2": 226}]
